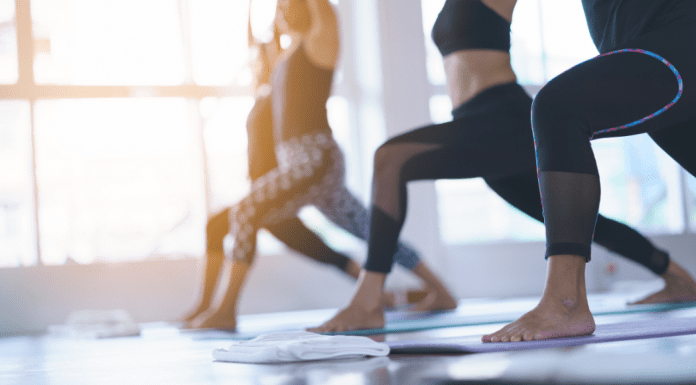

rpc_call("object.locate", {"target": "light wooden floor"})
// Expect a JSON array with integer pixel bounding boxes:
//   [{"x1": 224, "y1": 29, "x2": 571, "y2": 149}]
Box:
[{"x1": 3, "y1": 294, "x2": 696, "y2": 385}]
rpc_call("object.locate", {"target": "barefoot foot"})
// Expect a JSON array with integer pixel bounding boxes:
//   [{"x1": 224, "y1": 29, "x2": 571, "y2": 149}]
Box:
[
  {"x1": 185, "y1": 307, "x2": 237, "y2": 330},
  {"x1": 631, "y1": 261, "x2": 696, "y2": 305},
  {"x1": 410, "y1": 287, "x2": 458, "y2": 312},
  {"x1": 408, "y1": 262, "x2": 458, "y2": 312},
  {"x1": 483, "y1": 254, "x2": 595, "y2": 342},
  {"x1": 381, "y1": 289, "x2": 432, "y2": 309},
  {"x1": 308, "y1": 304, "x2": 385, "y2": 332},
  {"x1": 482, "y1": 298, "x2": 595, "y2": 342},
  {"x1": 309, "y1": 270, "x2": 387, "y2": 332},
  {"x1": 178, "y1": 302, "x2": 211, "y2": 324}
]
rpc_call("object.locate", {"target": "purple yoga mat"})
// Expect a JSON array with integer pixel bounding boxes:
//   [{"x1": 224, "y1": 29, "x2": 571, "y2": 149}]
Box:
[{"x1": 387, "y1": 315, "x2": 696, "y2": 354}]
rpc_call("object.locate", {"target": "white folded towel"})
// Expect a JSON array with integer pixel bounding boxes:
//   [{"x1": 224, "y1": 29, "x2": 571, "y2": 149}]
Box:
[{"x1": 212, "y1": 331, "x2": 390, "y2": 363}]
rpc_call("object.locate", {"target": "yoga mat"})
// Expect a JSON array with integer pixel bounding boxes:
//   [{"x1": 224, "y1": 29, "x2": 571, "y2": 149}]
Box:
[
  {"x1": 187, "y1": 300, "x2": 696, "y2": 340},
  {"x1": 387, "y1": 315, "x2": 696, "y2": 354}
]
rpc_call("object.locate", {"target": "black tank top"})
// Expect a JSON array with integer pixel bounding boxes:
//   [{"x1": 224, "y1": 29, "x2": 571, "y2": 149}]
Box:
[
  {"x1": 271, "y1": 42, "x2": 334, "y2": 141},
  {"x1": 431, "y1": 0, "x2": 511, "y2": 56},
  {"x1": 582, "y1": 0, "x2": 696, "y2": 53},
  {"x1": 245, "y1": 95, "x2": 278, "y2": 180}
]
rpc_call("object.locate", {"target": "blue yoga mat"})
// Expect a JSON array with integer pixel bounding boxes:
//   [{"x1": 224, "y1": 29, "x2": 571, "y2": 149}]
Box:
[
  {"x1": 387, "y1": 315, "x2": 696, "y2": 354},
  {"x1": 185, "y1": 298, "x2": 696, "y2": 340}
]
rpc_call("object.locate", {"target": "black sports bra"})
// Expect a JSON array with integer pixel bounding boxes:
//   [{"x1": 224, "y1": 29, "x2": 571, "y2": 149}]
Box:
[{"x1": 432, "y1": 0, "x2": 511, "y2": 56}]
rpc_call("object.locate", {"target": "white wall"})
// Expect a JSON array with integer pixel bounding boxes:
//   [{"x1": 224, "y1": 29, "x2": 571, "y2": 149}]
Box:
[{"x1": 3, "y1": 233, "x2": 695, "y2": 335}]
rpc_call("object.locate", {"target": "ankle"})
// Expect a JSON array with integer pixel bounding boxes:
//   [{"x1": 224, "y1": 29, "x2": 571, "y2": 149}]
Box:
[
  {"x1": 351, "y1": 271, "x2": 387, "y2": 311},
  {"x1": 542, "y1": 254, "x2": 588, "y2": 307},
  {"x1": 345, "y1": 261, "x2": 362, "y2": 280}
]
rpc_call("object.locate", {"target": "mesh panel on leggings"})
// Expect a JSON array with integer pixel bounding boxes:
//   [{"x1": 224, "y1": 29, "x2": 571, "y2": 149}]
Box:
[{"x1": 540, "y1": 171, "x2": 600, "y2": 261}]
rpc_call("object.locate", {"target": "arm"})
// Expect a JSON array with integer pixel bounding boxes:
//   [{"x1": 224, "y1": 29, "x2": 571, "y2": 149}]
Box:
[{"x1": 304, "y1": 0, "x2": 339, "y2": 69}]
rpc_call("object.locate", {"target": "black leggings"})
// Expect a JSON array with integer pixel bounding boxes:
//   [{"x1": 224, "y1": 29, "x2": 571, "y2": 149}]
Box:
[
  {"x1": 207, "y1": 208, "x2": 350, "y2": 272},
  {"x1": 365, "y1": 82, "x2": 670, "y2": 275},
  {"x1": 532, "y1": 21, "x2": 696, "y2": 261}
]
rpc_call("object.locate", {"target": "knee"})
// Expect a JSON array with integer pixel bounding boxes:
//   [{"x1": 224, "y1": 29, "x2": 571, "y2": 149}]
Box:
[
  {"x1": 206, "y1": 209, "x2": 230, "y2": 249},
  {"x1": 373, "y1": 143, "x2": 401, "y2": 179},
  {"x1": 532, "y1": 82, "x2": 570, "y2": 135}
]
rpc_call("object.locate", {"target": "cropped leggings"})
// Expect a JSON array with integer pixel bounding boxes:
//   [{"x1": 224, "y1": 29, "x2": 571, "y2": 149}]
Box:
[
  {"x1": 365, "y1": 82, "x2": 670, "y2": 275},
  {"x1": 532, "y1": 22, "x2": 696, "y2": 261},
  {"x1": 207, "y1": 208, "x2": 351, "y2": 272},
  {"x1": 228, "y1": 132, "x2": 420, "y2": 270}
]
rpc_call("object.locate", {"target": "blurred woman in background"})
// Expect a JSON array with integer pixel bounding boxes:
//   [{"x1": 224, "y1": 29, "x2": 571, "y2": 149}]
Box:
[{"x1": 184, "y1": 0, "x2": 456, "y2": 330}]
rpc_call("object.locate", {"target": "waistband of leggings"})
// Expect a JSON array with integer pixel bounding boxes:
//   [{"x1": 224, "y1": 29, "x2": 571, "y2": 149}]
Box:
[{"x1": 451, "y1": 82, "x2": 531, "y2": 120}]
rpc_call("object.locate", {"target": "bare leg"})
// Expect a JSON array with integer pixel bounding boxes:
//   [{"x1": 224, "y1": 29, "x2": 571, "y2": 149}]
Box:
[
  {"x1": 409, "y1": 262, "x2": 458, "y2": 312},
  {"x1": 308, "y1": 271, "x2": 387, "y2": 332},
  {"x1": 180, "y1": 251, "x2": 225, "y2": 322},
  {"x1": 180, "y1": 209, "x2": 230, "y2": 323},
  {"x1": 631, "y1": 260, "x2": 696, "y2": 304},
  {"x1": 343, "y1": 259, "x2": 361, "y2": 279},
  {"x1": 482, "y1": 255, "x2": 595, "y2": 342},
  {"x1": 186, "y1": 261, "x2": 251, "y2": 330}
]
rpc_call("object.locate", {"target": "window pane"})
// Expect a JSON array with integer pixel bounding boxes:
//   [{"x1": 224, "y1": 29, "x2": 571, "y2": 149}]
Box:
[
  {"x1": 327, "y1": 95, "x2": 361, "y2": 192},
  {"x1": 538, "y1": 0, "x2": 598, "y2": 80},
  {"x1": 0, "y1": 101, "x2": 37, "y2": 267},
  {"x1": 189, "y1": 0, "x2": 250, "y2": 86},
  {"x1": 202, "y1": 97, "x2": 254, "y2": 213},
  {"x1": 594, "y1": 135, "x2": 685, "y2": 235},
  {"x1": 34, "y1": 99, "x2": 205, "y2": 265},
  {"x1": 31, "y1": 0, "x2": 185, "y2": 85},
  {"x1": 510, "y1": 0, "x2": 545, "y2": 85},
  {"x1": 420, "y1": 0, "x2": 447, "y2": 85},
  {"x1": 436, "y1": 179, "x2": 545, "y2": 244},
  {"x1": 0, "y1": 0, "x2": 18, "y2": 83}
]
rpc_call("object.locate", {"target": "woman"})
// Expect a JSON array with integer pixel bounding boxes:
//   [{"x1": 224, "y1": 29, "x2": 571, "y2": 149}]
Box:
[
  {"x1": 311, "y1": 0, "x2": 696, "y2": 333},
  {"x1": 192, "y1": 0, "x2": 457, "y2": 330},
  {"x1": 484, "y1": 0, "x2": 696, "y2": 342},
  {"x1": 181, "y1": 24, "x2": 364, "y2": 327}
]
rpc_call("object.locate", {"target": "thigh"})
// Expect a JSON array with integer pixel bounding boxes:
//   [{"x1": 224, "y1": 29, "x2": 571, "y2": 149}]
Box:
[
  {"x1": 537, "y1": 22, "x2": 696, "y2": 142},
  {"x1": 234, "y1": 154, "x2": 331, "y2": 229},
  {"x1": 382, "y1": 114, "x2": 537, "y2": 182}
]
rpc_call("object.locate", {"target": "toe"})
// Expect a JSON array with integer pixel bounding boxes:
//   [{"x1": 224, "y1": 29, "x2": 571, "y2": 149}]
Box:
[{"x1": 522, "y1": 331, "x2": 536, "y2": 341}]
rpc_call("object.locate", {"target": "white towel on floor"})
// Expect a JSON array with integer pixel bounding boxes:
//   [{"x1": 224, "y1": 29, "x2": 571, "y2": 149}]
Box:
[
  {"x1": 212, "y1": 331, "x2": 390, "y2": 363},
  {"x1": 47, "y1": 309, "x2": 141, "y2": 339}
]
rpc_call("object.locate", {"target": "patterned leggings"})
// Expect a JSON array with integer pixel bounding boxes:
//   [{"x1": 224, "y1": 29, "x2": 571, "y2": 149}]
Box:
[{"x1": 229, "y1": 132, "x2": 420, "y2": 270}]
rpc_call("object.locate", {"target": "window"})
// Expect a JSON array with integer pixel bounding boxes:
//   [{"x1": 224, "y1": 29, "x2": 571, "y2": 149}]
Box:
[
  {"x1": 420, "y1": 0, "x2": 690, "y2": 245},
  {"x1": 31, "y1": 0, "x2": 186, "y2": 85},
  {"x1": 0, "y1": 0, "x2": 18, "y2": 83},
  {"x1": 0, "y1": 101, "x2": 36, "y2": 267},
  {"x1": 0, "y1": 0, "x2": 256, "y2": 266},
  {"x1": 0, "y1": 0, "x2": 362, "y2": 267},
  {"x1": 33, "y1": 98, "x2": 205, "y2": 265}
]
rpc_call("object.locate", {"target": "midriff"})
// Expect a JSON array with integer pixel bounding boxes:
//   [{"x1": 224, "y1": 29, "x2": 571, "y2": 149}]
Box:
[{"x1": 443, "y1": 50, "x2": 517, "y2": 108}]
